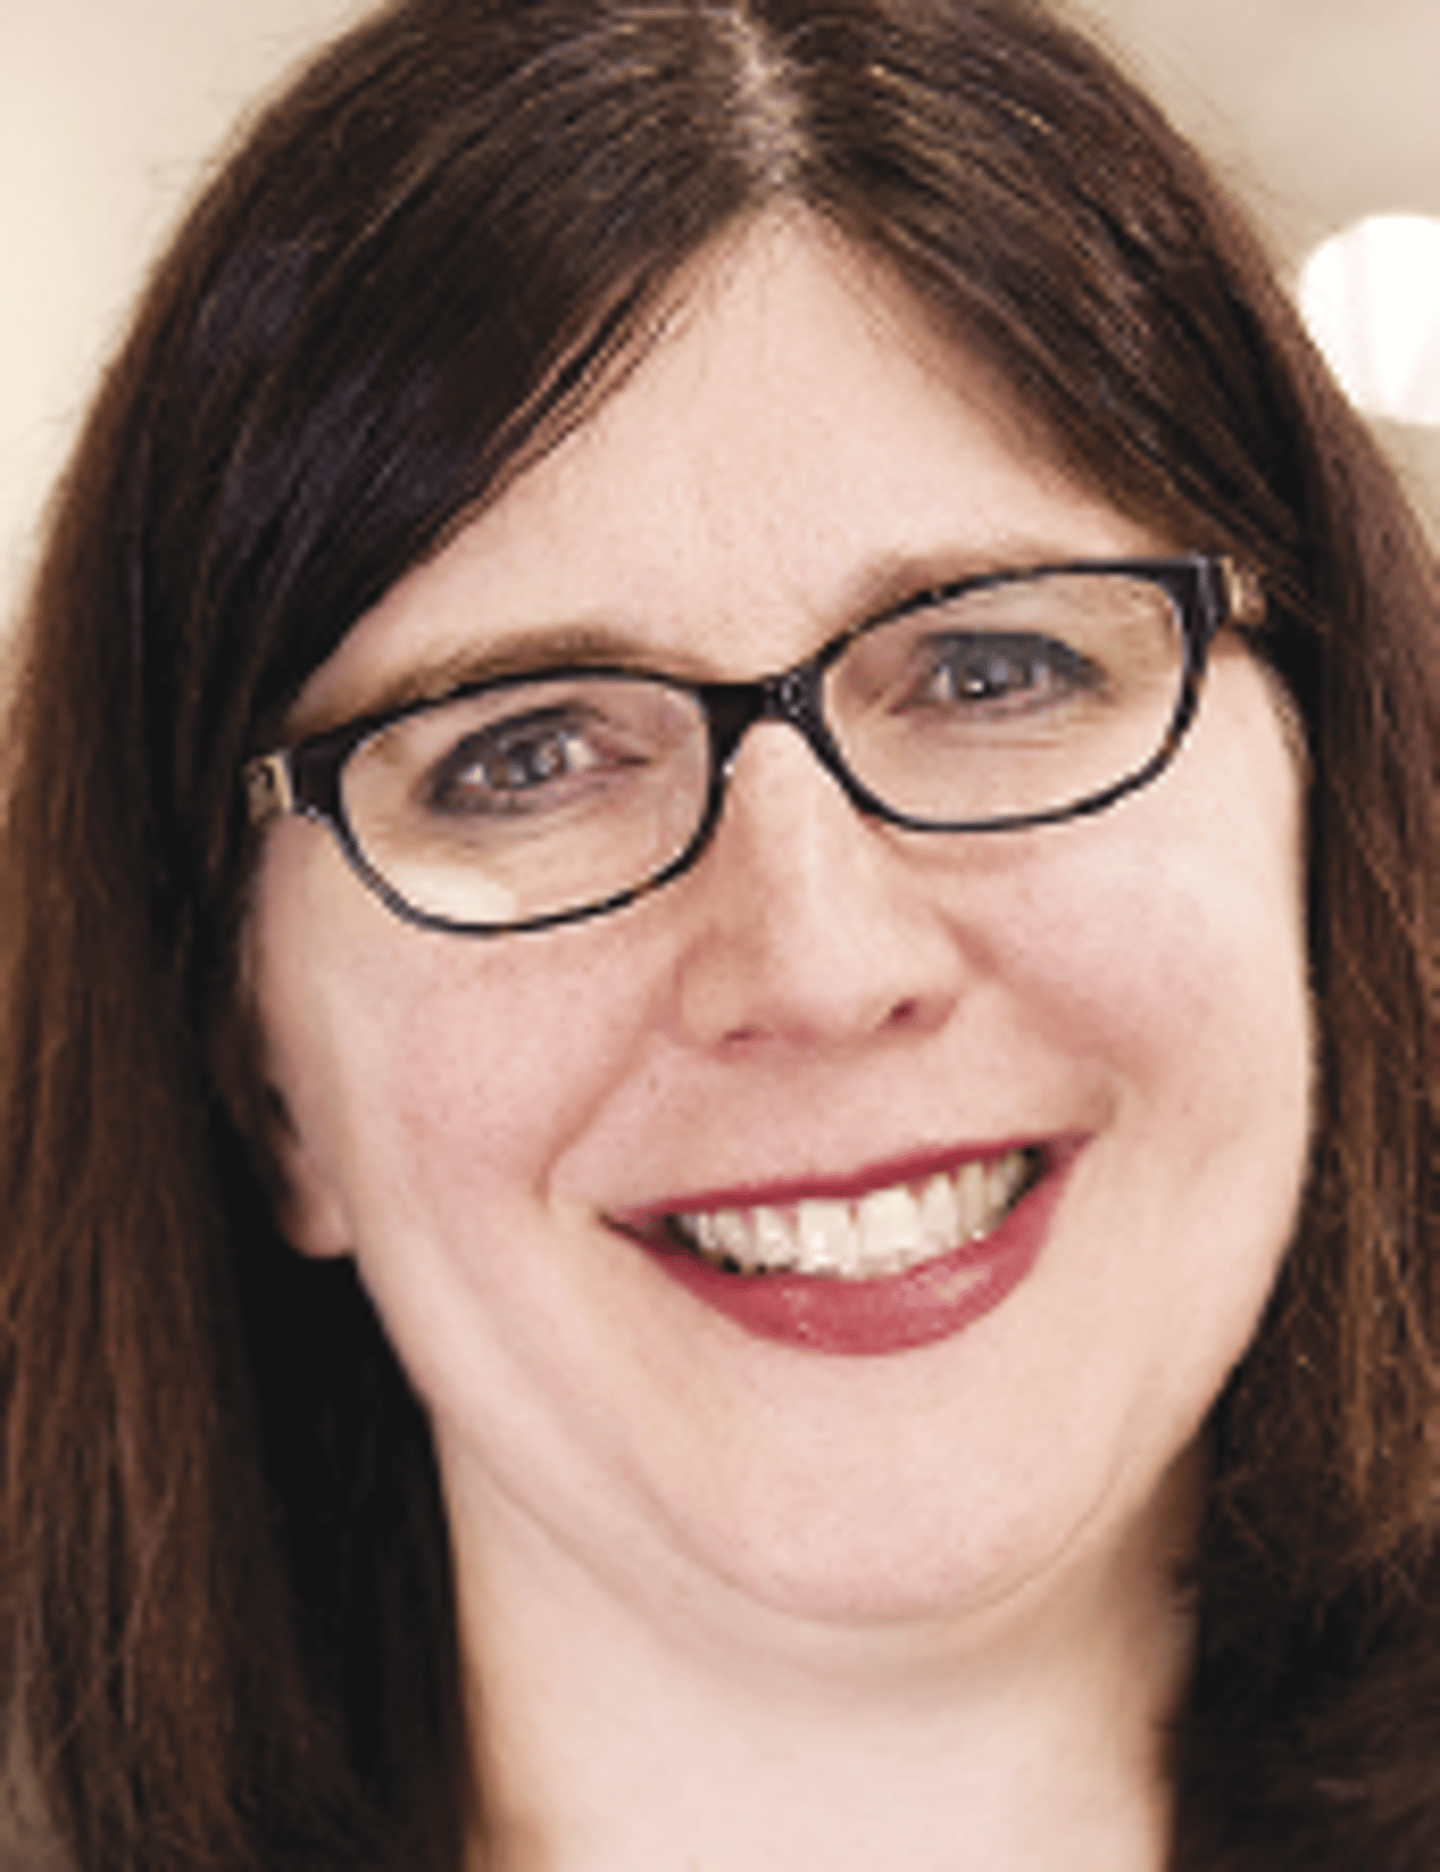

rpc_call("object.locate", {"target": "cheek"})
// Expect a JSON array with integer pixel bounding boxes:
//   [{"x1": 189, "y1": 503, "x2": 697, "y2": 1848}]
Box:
[
  {"x1": 249, "y1": 823, "x2": 668, "y2": 1228},
  {"x1": 996, "y1": 672, "x2": 1310, "y2": 1128},
  {"x1": 1033, "y1": 824, "x2": 1311, "y2": 1246},
  {"x1": 953, "y1": 669, "x2": 1313, "y2": 1376},
  {"x1": 1010, "y1": 838, "x2": 1302, "y2": 1093},
  {"x1": 1010, "y1": 712, "x2": 1311, "y2": 1368},
  {"x1": 383, "y1": 953, "x2": 654, "y2": 1199}
]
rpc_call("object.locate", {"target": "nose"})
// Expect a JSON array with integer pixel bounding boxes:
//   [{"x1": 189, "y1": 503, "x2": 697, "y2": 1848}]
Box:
[{"x1": 671, "y1": 722, "x2": 967, "y2": 1053}]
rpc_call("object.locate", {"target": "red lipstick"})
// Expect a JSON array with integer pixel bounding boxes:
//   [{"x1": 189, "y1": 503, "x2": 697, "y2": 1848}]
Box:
[{"x1": 614, "y1": 1140, "x2": 1081, "y2": 1357}]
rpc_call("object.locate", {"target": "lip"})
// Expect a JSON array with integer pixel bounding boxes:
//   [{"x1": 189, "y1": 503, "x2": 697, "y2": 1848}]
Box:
[{"x1": 610, "y1": 1137, "x2": 1085, "y2": 1357}]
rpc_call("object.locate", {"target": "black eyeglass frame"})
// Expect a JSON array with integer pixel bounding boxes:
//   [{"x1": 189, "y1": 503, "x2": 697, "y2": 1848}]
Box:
[{"x1": 244, "y1": 553, "x2": 1261, "y2": 937}]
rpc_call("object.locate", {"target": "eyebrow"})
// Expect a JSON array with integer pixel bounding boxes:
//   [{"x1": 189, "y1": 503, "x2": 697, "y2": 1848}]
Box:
[
  {"x1": 349, "y1": 624, "x2": 686, "y2": 722},
  {"x1": 324, "y1": 534, "x2": 1147, "y2": 729}
]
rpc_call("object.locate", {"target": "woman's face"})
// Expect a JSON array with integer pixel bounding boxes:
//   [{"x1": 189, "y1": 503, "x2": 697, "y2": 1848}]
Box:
[{"x1": 246, "y1": 216, "x2": 1312, "y2": 1639}]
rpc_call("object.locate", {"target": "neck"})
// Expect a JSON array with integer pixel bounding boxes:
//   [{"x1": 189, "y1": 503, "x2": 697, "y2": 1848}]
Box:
[{"x1": 451, "y1": 1460, "x2": 1197, "y2": 1872}]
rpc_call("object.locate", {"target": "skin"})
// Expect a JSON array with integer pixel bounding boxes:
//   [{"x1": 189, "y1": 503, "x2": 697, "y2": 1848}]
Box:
[{"x1": 245, "y1": 213, "x2": 1313, "y2": 1869}]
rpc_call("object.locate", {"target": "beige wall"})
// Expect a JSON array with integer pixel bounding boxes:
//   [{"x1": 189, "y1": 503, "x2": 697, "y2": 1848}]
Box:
[
  {"x1": 0, "y1": 0, "x2": 372, "y2": 625},
  {"x1": 1064, "y1": 0, "x2": 1440, "y2": 539},
  {"x1": 2, "y1": 0, "x2": 1436, "y2": 633}
]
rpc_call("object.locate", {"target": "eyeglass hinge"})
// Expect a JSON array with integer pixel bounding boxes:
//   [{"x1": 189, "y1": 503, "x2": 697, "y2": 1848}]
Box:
[
  {"x1": 243, "y1": 752, "x2": 295, "y2": 825},
  {"x1": 1221, "y1": 558, "x2": 1266, "y2": 628}
]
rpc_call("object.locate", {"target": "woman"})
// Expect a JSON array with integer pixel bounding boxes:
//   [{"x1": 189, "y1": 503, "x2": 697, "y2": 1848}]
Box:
[{"x1": 1, "y1": 1, "x2": 1435, "y2": 1867}]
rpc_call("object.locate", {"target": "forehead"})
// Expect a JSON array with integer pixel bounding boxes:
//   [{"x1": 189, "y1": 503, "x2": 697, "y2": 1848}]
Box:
[{"x1": 290, "y1": 214, "x2": 1158, "y2": 735}]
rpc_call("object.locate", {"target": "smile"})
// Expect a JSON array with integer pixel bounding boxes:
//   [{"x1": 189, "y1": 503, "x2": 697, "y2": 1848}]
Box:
[
  {"x1": 614, "y1": 1139, "x2": 1081, "y2": 1357},
  {"x1": 667, "y1": 1148, "x2": 1037, "y2": 1282}
]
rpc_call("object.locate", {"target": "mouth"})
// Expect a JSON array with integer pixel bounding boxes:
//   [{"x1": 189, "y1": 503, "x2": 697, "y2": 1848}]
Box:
[
  {"x1": 666, "y1": 1146, "x2": 1039, "y2": 1282},
  {"x1": 611, "y1": 1139, "x2": 1079, "y2": 1357}
]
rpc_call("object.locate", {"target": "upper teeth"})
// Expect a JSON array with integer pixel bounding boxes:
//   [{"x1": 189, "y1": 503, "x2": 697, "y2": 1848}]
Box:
[{"x1": 672, "y1": 1150, "x2": 1033, "y2": 1281}]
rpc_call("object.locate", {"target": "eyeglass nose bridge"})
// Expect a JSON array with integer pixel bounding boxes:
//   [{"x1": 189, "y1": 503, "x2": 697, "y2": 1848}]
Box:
[
  {"x1": 703, "y1": 656, "x2": 861, "y2": 781},
  {"x1": 696, "y1": 654, "x2": 888, "y2": 847}
]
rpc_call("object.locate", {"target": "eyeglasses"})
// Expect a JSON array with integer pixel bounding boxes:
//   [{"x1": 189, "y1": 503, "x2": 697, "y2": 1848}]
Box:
[{"x1": 244, "y1": 554, "x2": 1262, "y2": 936}]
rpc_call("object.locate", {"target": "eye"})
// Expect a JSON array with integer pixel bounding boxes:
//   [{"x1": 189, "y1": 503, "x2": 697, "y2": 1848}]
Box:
[
  {"x1": 909, "y1": 631, "x2": 1104, "y2": 714},
  {"x1": 424, "y1": 704, "x2": 639, "y2": 816}
]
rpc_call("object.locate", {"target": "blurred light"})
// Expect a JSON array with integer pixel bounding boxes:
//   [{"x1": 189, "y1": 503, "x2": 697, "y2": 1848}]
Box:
[{"x1": 1298, "y1": 214, "x2": 1440, "y2": 427}]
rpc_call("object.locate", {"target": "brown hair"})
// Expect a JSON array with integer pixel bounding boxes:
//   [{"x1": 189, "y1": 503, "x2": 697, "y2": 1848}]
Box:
[{"x1": 2, "y1": 1, "x2": 1436, "y2": 1866}]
